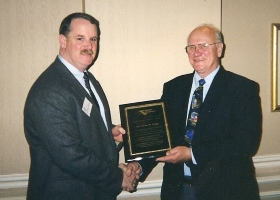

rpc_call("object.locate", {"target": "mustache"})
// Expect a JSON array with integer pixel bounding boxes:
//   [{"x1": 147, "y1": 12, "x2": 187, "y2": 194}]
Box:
[{"x1": 80, "y1": 49, "x2": 94, "y2": 55}]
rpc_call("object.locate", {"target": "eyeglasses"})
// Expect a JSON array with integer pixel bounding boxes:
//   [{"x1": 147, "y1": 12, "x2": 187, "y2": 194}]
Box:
[{"x1": 185, "y1": 42, "x2": 220, "y2": 54}]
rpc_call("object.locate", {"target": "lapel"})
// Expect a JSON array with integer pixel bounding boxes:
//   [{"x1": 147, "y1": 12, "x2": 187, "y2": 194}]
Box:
[
  {"x1": 53, "y1": 57, "x2": 88, "y2": 99},
  {"x1": 196, "y1": 66, "x2": 228, "y2": 131},
  {"x1": 164, "y1": 73, "x2": 194, "y2": 144},
  {"x1": 178, "y1": 74, "x2": 194, "y2": 143},
  {"x1": 202, "y1": 66, "x2": 227, "y2": 109},
  {"x1": 86, "y1": 72, "x2": 116, "y2": 152},
  {"x1": 53, "y1": 58, "x2": 116, "y2": 148},
  {"x1": 50, "y1": 58, "x2": 117, "y2": 156},
  {"x1": 87, "y1": 72, "x2": 112, "y2": 129},
  {"x1": 53, "y1": 58, "x2": 109, "y2": 127},
  {"x1": 181, "y1": 73, "x2": 194, "y2": 119}
]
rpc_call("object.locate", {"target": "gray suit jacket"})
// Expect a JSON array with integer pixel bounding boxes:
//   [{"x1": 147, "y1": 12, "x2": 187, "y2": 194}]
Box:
[{"x1": 24, "y1": 57, "x2": 123, "y2": 200}]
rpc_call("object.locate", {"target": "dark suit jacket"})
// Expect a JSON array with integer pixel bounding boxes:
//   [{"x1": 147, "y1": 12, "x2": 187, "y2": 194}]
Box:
[
  {"x1": 140, "y1": 66, "x2": 262, "y2": 200},
  {"x1": 24, "y1": 57, "x2": 123, "y2": 200}
]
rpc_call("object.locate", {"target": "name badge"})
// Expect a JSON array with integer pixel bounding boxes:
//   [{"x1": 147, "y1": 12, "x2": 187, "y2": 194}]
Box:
[{"x1": 82, "y1": 97, "x2": 92, "y2": 117}]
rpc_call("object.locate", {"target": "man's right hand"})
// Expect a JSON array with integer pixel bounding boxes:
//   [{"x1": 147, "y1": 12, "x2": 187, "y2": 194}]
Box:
[{"x1": 119, "y1": 163, "x2": 140, "y2": 192}]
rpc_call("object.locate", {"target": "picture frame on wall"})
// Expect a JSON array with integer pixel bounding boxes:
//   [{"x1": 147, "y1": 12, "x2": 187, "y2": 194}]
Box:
[{"x1": 272, "y1": 23, "x2": 280, "y2": 111}]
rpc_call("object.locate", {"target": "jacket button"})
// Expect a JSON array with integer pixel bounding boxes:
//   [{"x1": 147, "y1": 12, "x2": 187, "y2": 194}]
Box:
[{"x1": 110, "y1": 159, "x2": 114, "y2": 162}]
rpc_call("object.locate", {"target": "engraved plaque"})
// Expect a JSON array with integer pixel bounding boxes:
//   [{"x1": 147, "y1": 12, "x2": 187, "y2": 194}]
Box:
[{"x1": 119, "y1": 100, "x2": 171, "y2": 162}]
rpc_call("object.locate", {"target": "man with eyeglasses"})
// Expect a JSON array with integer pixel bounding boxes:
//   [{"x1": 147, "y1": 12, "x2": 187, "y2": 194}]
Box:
[{"x1": 138, "y1": 24, "x2": 262, "y2": 200}]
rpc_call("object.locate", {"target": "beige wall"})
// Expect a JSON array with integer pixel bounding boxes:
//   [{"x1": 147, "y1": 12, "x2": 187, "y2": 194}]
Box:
[
  {"x1": 85, "y1": 0, "x2": 221, "y2": 180},
  {"x1": 0, "y1": 0, "x2": 279, "y2": 183},
  {"x1": 0, "y1": 0, "x2": 83, "y2": 174},
  {"x1": 221, "y1": 0, "x2": 280, "y2": 155}
]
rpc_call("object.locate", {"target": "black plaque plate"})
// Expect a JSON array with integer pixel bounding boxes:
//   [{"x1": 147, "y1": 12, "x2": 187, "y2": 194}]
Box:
[{"x1": 119, "y1": 99, "x2": 171, "y2": 162}]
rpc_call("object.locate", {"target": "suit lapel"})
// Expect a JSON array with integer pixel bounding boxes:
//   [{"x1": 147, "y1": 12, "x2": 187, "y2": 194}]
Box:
[
  {"x1": 53, "y1": 58, "x2": 107, "y2": 125},
  {"x1": 197, "y1": 66, "x2": 228, "y2": 131},
  {"x1": 86, "y1": 73, "x2": 117, "y2": 152},
  {"x1": 181, "y1": 75, "x2": 194, "y2": 119},
  {"x1": 165, "y1": 73, "x2": 194, "y2": 145},
  {"x1": 87, "y1": 72, "x2": 112, "y2": 128},
  {"x1": 202, "y1": 66, "x2": 227, "y2": 108},
  {"x1": 53, "y1": 58, "x2": 88, "y2": 98}
]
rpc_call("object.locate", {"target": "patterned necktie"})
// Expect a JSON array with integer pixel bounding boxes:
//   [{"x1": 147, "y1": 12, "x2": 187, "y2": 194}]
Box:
[
  {"x1": 83, "y1": 72, "x2": 100, "y2": 110},
  {"x1": 184, "y1": 79, "x2": 206, "y2": 147}
]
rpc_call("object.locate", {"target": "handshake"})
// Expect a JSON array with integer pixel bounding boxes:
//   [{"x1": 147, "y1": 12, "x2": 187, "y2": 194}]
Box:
[
  {"x1": 118, "y1": 162, "x2": 142, "y2": 192},
  {"x1": 113, "y1": 125, "x2": 142, "y2": 192}
]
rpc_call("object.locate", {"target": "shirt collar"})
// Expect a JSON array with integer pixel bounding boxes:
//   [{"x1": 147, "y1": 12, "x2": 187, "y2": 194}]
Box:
[
  {"x1": 58, "y1": 55, "x2": 85, "y2": 81},
  {"x1": 194, "y1": 65, "x2": 220, "y2": 87}
]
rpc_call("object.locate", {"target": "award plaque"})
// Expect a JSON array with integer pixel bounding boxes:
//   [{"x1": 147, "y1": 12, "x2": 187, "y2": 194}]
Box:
[{"x1": 119, "y1": 99, "x2": 171, "y2": 162}]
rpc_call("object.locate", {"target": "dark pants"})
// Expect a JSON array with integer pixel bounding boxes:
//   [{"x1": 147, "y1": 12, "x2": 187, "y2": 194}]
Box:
[{"x1": 180, "y1": 183, "x2": 196, "y2": 200}]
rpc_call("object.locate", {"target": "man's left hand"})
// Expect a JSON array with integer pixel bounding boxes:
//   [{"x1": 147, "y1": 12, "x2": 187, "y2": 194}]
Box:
[
  {"x1": 156, "y1": 146, "x2": 191, "y2": 164},
  {"x1": 112, "y1": 125, "x2": 126, "y2": 142}
]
